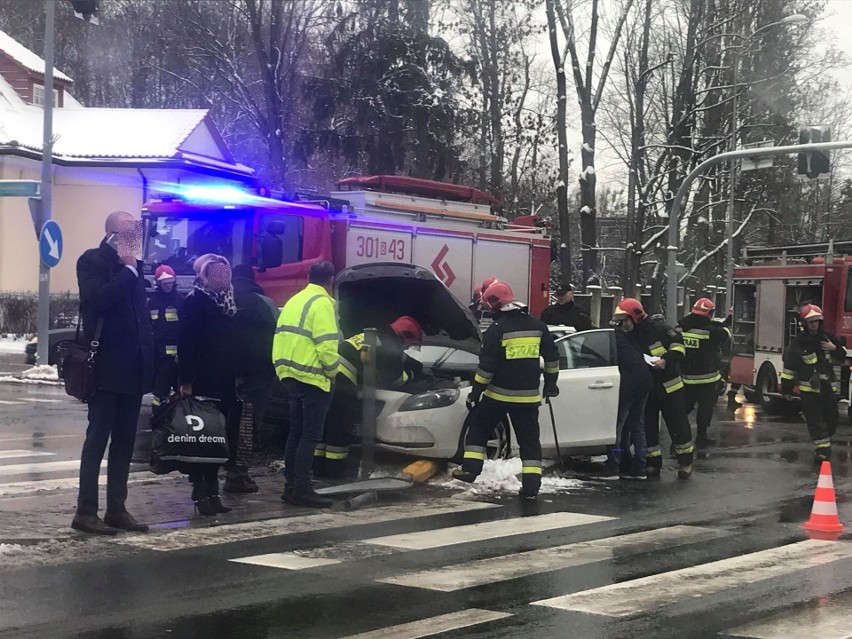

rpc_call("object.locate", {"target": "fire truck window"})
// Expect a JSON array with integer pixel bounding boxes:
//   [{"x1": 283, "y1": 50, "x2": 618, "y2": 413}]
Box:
[
  {"x1": 260, "y1": 214, "x2": 303, "y2": 265},
  {"x1": 146, "y1": 216, "x2": 249, "y2": 275},
  {"x1": 846, "y1": 267, "x2": 852, "y2": 312}
]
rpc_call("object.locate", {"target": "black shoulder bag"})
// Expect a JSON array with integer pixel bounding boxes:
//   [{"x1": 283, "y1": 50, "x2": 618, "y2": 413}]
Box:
[{"x1": 57, "y1": 310, "x2": 104, "y2": 401}]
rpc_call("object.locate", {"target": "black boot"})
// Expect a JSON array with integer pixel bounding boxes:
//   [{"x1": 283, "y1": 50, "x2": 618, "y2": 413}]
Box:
[
  {"x1": 280, "y1": 482, "x2": 295, "y2": 504},
  {"x1": 223, "y1": 476, "x2": 260, "y2": 494},
  {"x1": 727, "y1": 391, "x2": 742, "y2": 409},
  {"x1": 208, "y1": 496, "x2": 233, "y2": 514},
  {"x1": 191, "y1": 480, "x2": 216, "y2": 516},
  {"x1": 646, "y1": 456, "x2": 662, "y2": 479},
  {"x1": 290, "y1": 486, "x2": 333, "y2": 508}
]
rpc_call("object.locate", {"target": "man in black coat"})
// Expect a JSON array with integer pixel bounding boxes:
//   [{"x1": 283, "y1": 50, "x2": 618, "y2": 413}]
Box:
[
  {"x1": 73, "y1": 211, "x2": 154, "y2": 535},
  {"x1": 540, "y1": 284, "x2": 595, "y2": 331}
]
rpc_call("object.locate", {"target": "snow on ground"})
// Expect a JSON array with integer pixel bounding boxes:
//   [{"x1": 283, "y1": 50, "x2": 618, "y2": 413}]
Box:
[
  {"x1": 0, "y1": 364, "x2": 62, "y2": 386},
  {"x1": 0, "y1": 336, "x2": 28, "y2": 354},
  {"x1": 439, "y1": 458, "x2": 586, "y2": 496}
]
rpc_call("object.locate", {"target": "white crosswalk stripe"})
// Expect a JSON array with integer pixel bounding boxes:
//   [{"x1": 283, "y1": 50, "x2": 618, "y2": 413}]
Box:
[
  {"x1": 531, "y1": 539, "x2": 852, "y2": 617},
  {"x1": 0, "y1": 459, "x2": 93, "y2": 476},
  {"x1": 725, "y1": 590, "x2": 852, "y2": 638},
  {"x1": 340, "y1": 609, "x2": 512, "y2": 639},
  {"x1": 380, "y1": 525, "x2": 729, "y2": 592},
  {"x1": 0, "y1": 449, "x2": 56, "y2": 459}
]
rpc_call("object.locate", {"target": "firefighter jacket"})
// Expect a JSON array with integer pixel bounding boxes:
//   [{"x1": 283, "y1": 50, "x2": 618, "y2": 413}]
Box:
[
  {"x1": 676, "y1": 314, "x2": 731, "y2": 385},
  {"x1": 272, "y1": 283, "x2": 340, "y2": 391},
  {"x1": 472, "y1": 309, "x2": 559, "y2": 404},
  {"x1": 632, "y1": 317, "x2": 686, "y2": 395},
  {"x1": 147, "y1": 288, "x2": 183, "y2": 358},
  {"x1": 335, "y1": 329, "x2": 422, "y2": 390},
  {"x1": 781, "y1": 328, "x2": 845, "y2": 395}
]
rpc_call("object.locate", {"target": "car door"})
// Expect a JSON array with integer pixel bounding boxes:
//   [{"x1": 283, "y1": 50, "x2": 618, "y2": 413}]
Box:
[{"x1": 539, "y1": 329, "x2": 620, "y2": 451}]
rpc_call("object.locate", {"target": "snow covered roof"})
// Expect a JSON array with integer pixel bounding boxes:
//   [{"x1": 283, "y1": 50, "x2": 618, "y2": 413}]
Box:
[
  {"x1": 0, "y1": 105, "x2": 253, "y2": 175},
  {"x1": 0, "y1": 74, "x2": 24, "y2": 109},
  {"x1": 0, "y1": 30, "x2": 72, "y2": 83}
]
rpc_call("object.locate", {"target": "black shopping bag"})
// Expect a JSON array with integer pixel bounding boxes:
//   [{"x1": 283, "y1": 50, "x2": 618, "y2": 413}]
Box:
[{"x1": 151, "y1": 396, "x2": 229, "y2": 473}]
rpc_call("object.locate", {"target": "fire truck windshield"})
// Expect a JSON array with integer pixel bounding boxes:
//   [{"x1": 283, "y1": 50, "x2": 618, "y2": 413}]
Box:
[{"x1": 143, "y1": 213, "x2": 251, "y2": 276}]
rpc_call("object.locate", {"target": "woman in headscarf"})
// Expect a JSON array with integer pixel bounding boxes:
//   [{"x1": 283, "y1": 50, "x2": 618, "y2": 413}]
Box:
[{"x1": 177, "y1": 254, "x2": 239, "y2": 516}]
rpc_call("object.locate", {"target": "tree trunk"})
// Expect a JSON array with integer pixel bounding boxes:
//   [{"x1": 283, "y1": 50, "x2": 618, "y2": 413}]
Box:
[
  {"x1": 579, "y1": 101, "x2": 598, "y2": 286},
  {"x1": 546, "y1": 0, "x2": 572, "y2": 285}
]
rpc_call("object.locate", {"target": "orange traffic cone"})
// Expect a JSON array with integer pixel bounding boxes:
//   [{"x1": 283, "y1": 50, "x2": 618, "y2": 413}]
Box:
[{"x1": 803, "y1": 461, "x2": 845, "y2": 540}]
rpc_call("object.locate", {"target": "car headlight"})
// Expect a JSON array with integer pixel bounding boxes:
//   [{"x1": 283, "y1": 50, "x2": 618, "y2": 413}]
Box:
[{"x1": 399, "y1": 388, "x2": 460, "y2": 412}]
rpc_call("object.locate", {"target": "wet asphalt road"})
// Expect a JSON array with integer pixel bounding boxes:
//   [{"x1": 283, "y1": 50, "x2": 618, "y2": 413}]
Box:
[{"x1": 1, "y1": 358, "x2": 851, "y2": 639}]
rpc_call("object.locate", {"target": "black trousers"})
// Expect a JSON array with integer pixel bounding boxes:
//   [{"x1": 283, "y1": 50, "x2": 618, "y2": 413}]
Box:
[
  {"x1": 151, "y1": 355, "x2": 178, "y2": 402},
  {"x1": 462, "y1": 398, "x2": 542, "y2": 495},
  {"x1": 800, "y1": 390, "x2": 838, "y2": 450},
  {"x1": 77, "y1": 391, "x2": 143, "y2": 516},
  {"x1": 684, "y1": 382, "x2": 718, "y2": 436},
  {"x1": 645, "y1": 387, "x2": 694, "y2": 468},
  {"x1": 315, "y1": 378, "x2": 358, "y2": 478}
]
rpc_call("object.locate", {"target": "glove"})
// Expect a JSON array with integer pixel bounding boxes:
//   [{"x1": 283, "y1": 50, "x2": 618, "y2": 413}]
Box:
[
  {"x1": 466, "y1": 391, "x2": 481, "y2": 411},
  {"x1": 543, "y1": 383, "x2": 560, "y2": 398}
]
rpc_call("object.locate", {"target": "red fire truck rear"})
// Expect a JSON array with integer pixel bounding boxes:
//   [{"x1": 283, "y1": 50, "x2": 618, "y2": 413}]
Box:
[
  {"x1": 139, "y1": 175, "x2": 552, "y2": 315},
  {"x1": 729, "y1": 241, "x2": 852, "y2": 416}
]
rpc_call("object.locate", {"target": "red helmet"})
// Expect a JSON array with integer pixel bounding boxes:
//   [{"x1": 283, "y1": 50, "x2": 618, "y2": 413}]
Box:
[
  {"x1": 479, "y1": 276, "x2": 500, "y2": 294},
  {"x1": 613, "y1": 297, "x2": 647, "y2": 321},
  {"x1": 692, "y1": 297, "x2": 715, "y2": 318},
  {"x1": 391, "y1": 316, "x2": 423, "y2": 347},
  {"x1": 481, "y1": 281, "x2": 517, "y2": 311},
  {"x1": 800, "y1": 304, "x2": 824, "y2": 322},
  {"x1": 154, "y1": 265, "x2": 176, "y2": 282}
]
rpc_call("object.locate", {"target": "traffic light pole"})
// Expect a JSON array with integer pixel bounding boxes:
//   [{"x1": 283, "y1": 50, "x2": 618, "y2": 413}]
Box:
[
  {"x1": 665, "y1": 140, "x2": 852, "y2": 324},
  {"x1": 36, "y1": 0, "x2": 54, "y2": 365}
]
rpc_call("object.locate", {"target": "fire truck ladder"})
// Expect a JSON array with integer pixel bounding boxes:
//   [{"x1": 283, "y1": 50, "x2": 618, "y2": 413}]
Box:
[{"x1": 743, "y1": 240, "x2": 852, "y2": 263}]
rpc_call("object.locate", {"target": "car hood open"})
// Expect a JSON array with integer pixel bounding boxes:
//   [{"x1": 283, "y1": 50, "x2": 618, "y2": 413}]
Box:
[{"x1": 336, "y1": 262, "x2": 482, "y2": 353}]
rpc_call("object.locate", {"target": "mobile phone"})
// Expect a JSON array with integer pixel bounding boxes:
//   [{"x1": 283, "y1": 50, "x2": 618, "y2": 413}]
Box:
[{"x1": 106, "y1": 233, "x2": 119, "y2": 251}]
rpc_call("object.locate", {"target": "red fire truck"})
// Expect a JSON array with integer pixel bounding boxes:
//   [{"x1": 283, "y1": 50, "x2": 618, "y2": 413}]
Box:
[
  {"x1": 140, "y1": 175, "x2": 552, "y2": 314},
  {"x1": 729, "y1": 241, "x2": 852, "y2": 416}
]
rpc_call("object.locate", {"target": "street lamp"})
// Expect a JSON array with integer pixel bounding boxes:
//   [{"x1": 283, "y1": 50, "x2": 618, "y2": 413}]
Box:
[{"x1": 723, "y1": 13, "x2": 808, "y2": 313}]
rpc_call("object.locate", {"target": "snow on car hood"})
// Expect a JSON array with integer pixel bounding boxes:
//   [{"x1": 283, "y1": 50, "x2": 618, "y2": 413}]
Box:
[{"x1": 336, "y1": 262, "x2": 482, "y2": 353}]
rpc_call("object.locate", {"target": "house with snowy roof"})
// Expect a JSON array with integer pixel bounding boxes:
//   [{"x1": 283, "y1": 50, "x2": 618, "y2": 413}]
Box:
[{"x1": 0, "y1": 30, "x2": 254, "y2": 294}]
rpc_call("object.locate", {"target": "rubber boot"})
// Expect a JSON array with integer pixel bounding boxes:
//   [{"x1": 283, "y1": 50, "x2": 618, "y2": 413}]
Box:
[{"x1": 646, "y1": 455, "x2": 662, "y2": 479}]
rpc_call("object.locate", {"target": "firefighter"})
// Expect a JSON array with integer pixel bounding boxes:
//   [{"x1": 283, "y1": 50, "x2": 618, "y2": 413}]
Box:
[
  {"x1": 540, "y1": 283, "x2": 595, "y2": 331},
  {"x1": 613, "y1": 298, "x2": 695, "y2": 479},
  {"x1": 469, "y1": 276, "x2": 500, "y2": 318},
  {"x1": 677, "y1": 298, "x2": 731, "y2": 448},
  {"x1": 314, "y1": 316, "x2": 424, "y2": 478},
  {"x1": 781, "y1": 304, "x2": 845, "y2": 464},
  {"x1": 453, "y1": 281, "x2": 560, "y2": 499},
  {"x1": 148, "y1": 265, "x2": 183, "y2": 407}
]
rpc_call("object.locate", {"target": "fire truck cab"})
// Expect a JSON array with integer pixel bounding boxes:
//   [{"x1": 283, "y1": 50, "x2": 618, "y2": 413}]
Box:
[
  {"x1": 139, "y1": 176, "x2": 552, "y2": 315},
  {"x1": 729, "y1": 241, "x2": 852, "y2": 416}
]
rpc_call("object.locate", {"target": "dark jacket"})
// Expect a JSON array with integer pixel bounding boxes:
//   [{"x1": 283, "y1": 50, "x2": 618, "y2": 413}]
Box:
[
  {"x1": 781, "y1": 326, "x2": 845, "y2": 396},
  {"x1": 540, "y1": 301, "x2": 595, "y2": 331},
  {"x1": 473, "y1": 309, "x2": 559, "y2": 404},
  {"x1": 615, "y1": 329, "x2": 653, "y2": 397},
  {"x1": 632, "y1": 317, "x2": 686, "y2": 396},
  {"x1": 676, "y1": 314, "x2": 731, "y2": 384},
  {"x1": 232, "y1": 276, "x2": 278, "y2": 378},
  {"x1": 77, "y1": 240, "x2": 154, "y2": 395},
  {"x1": 147, "y1": 288, "x2": 183, "y2": 358},
  {"x1": 336, "y1": 327, "x2": 423, "y2": 391},
  {"x1": 178, "y1": 289, "x2": 240, "y2": 401}
]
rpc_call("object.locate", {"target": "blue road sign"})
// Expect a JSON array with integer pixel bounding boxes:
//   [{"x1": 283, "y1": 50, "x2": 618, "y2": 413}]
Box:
[{"x1": 39, "y1": 220, "x2": 62, "y2": 268}]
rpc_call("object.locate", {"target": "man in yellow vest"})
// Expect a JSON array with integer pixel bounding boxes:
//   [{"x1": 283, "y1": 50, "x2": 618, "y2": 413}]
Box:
[{"x1": 272, "y1": 261, "x2": 340, "y2": 507}]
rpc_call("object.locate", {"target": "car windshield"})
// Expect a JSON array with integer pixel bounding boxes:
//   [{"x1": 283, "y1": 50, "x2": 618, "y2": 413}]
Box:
[{"x1": 143, "y1": 213, "x2": 251, "y2": 276}]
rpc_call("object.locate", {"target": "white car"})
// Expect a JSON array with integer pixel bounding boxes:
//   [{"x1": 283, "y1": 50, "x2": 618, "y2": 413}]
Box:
[{"x1": 336, "y1": 264, "x2": 619, "y2": 462}]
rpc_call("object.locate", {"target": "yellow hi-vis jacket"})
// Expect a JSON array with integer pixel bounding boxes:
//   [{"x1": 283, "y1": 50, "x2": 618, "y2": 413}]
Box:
[{"x1": 272, "y1": 283, "x2": 340, "y2": 391}]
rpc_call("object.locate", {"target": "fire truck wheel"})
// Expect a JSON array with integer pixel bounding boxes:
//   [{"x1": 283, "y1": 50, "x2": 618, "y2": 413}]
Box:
[{"x1": 756, "y1": 364, "x2": 785, "y2": 416}]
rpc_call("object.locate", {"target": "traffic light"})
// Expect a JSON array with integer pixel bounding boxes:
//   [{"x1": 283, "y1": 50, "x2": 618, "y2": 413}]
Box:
[
  {"x1": 798, "y1": 126, "x2": 831, "y2": 178},
  {"x1": 69, "y1": 0, "x2": 98, "y2": 23}
]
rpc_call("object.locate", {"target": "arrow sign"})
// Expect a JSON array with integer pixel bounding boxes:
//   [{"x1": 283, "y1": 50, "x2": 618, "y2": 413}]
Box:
[{"x1": 39, "y1": 220, "x2": 63, "y2": 268}]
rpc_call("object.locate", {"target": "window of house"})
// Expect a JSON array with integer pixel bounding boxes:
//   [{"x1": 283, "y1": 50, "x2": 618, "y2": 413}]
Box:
[{"x1": 32, "y1": 84, "x2": 59, "y2": 107}]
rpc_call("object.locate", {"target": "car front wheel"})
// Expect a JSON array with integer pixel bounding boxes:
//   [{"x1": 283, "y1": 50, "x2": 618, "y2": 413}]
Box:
[{"x1": 453, "y1": 411, "x2": 511, "y2": 463}]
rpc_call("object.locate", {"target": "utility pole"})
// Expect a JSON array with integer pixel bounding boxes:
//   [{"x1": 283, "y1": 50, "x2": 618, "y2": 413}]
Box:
[{"x1": 35, "y1": 0, "x2": 55, "y2": 365}]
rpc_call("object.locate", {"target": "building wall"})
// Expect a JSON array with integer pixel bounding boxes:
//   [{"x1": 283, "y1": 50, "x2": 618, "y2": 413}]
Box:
[
  {"x1": 0, "y1": 56, "x2": 30, "y2": 102},
  {"x1": 0, "y1": 156, "x2": 248, "y2": 293}
]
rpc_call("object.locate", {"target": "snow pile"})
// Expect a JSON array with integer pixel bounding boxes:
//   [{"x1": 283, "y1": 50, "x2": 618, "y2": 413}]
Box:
[
  {"x1": 0, "y1": 336, "x2": 27, "y2": 354},
  {"x1": 0, "y1": 365, "x2": 62, "y2": 386},
  {"x1": 441, "y1": 458, "x2": 585, "y2": 496}
]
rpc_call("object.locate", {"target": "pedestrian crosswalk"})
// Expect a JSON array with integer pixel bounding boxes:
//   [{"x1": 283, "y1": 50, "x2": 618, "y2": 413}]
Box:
[{"x1": 221, "y1": 502, "x2": 852, "y2": 638}]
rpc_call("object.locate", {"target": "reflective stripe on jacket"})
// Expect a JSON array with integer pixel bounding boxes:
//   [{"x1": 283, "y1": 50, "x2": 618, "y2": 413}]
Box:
[
  {"x1": 272, "y1": 283, "x2": 340, "y2": 391},
  {"x1": 633, "y1": 317, "x2": 686, "y2": 395},
  {"x1": 780, "y1": 328, "x2": 844, "y2": 396},
  {"x1": 676, "y1": 313, "x2": 730, "y2": 384}
]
